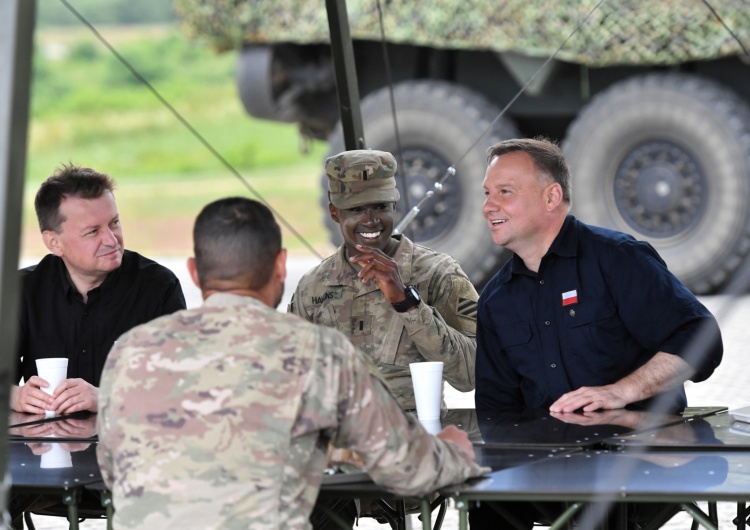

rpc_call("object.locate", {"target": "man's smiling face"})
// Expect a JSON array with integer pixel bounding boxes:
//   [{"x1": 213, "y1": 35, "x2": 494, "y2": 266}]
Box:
[
  {"x1": 47, "y1": 191, "x2": 124, "y2": 282},
  {"x1": 482, "y1": 150, "x2": 553, "y2": 253},
  {"x1": 329, "y1": 201, "x2": 396, "y2": 257}
]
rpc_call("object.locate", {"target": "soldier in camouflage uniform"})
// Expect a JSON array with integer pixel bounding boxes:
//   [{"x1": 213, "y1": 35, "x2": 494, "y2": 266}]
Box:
[
  {"x1": 96, "y1": 197, "x2": 487, "y2": 530},
  {"x1": 289, "y1": 149, "x2": 478, "y2": 409}
]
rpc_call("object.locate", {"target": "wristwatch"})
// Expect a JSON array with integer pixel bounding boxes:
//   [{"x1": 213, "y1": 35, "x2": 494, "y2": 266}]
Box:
[{"x1": 391, "y1": 285, "x2": 421, "y2": 313}]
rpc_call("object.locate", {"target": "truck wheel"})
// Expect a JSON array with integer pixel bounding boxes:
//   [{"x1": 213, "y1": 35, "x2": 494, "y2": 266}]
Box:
[
  {"x1": 323, "y1": 80, "x2": 519, "y2": 287},
  {"x1": 562, "y1": 73, "x2": 750, "y2": 294}
]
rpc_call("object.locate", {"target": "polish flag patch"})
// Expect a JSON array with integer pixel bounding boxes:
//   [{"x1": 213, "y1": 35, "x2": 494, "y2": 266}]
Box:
[{"x1": 562, "y1": 290, "x2": 578, "y2": 306}]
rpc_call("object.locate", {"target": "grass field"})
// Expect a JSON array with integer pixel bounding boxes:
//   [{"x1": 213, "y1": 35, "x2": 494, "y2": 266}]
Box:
[{"x1": 24, "y1": 22, "x2": 331, "y2": 259}]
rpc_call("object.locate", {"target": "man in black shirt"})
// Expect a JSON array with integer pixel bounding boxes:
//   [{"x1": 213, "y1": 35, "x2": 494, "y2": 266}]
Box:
[
  {"x1": 12, "y1": 164, "x2": 186, "y2": 415},
  {"x1": 471, "y1": 137, "x2": 723, "y2": 529},
  {"x1": 476, "y1": 138, "x2": 722, "y2": 413}
]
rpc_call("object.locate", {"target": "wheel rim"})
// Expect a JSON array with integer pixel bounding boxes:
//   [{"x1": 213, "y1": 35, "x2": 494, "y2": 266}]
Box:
[
  {"x1": 397, "y1": 147, "x2": 462, "y2": 241},
  {"x1": 613, "y1": 140, "x2": 709, "y2": 239}
]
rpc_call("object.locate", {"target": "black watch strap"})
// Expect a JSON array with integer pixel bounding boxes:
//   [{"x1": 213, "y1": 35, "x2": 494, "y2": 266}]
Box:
[{"x1": 392, "y1": 285, "x2": 421, "y2": 313}]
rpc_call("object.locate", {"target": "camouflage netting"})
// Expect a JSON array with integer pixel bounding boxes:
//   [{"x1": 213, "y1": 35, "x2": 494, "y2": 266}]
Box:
[{"x1": 173, "y1": 0, "x2": 750, "y2": 66}]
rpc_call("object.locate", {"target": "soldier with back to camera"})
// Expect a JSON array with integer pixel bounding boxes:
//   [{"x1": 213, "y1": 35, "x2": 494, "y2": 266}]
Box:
[{"x1": 96, "y1": 197, "x2": 487, "y2": 529}]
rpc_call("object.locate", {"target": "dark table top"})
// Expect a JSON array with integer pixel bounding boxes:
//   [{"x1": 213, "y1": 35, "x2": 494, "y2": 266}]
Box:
[
  {"x1": 604, "y1": 410, "x2": 750, "y2": 451},
  {"x1": 6, "y1": 406, "x2": 739, "y2": 501},
  {"x1": 475, "y1": 445, "x2": 581, "y2": 470},
  {"x1": 472, "y1": 406, "x2": 726, "y2": 449},
  {"x1": 314, "y1": 406, "x2": 739, "y2": 499},
  {"x1": 9, "y1": 411, "x2": 97, "y2": 443},
  {"x1": 318, "y1": 446, "x2": 584, "y2": 502},
  {"x1": 5, "y1": 440, "x2": 102, "y2": 490},
  {"x1": 7, "y1": 406, "x2": 725, "y2": 447},
  {"x1": 7, "y1": 411, "x2": 102, "y2": 491},
  {"x1": 442, "y1": 448, "x2": 750, "y2": 503}
]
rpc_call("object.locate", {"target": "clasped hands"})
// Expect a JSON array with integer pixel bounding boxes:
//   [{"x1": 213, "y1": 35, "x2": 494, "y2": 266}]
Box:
[{"x1": 12, "y1": 376, "x2": 99, "y2": 415}]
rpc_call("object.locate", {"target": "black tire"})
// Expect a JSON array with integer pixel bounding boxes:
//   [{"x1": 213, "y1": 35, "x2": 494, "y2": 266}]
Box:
[
  {"x1": 562, "y1": 73, "x2": 750, "y2": 294},
  {"x1": 323, "y1": 80, "x2": 520, "y2": 287}
]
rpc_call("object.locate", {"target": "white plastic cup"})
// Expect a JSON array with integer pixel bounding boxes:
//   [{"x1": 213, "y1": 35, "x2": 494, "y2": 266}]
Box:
[
  {"x1": 35, "y1": 358, "x2": 68, "y2": 414},
  {"x1": 39, "y1": 443, "x2": 73, "y2": 469},
  {"x1": 419, "y1": 418, "x2": 443, "y2": 436},
  {"x1": 409, "y1": 361, "x2": 443, "y2": 421}
]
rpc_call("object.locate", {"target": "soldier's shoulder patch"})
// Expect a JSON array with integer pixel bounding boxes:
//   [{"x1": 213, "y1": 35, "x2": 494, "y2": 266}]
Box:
[{"x1": 457, "y1": 297, "x2": 477, "y2": 319}]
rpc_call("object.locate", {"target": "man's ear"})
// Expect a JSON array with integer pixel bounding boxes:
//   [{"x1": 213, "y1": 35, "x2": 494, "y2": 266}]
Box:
[
  {"x1": 42, "y1": 230, "x2": 62, "y2": 256},
  {"x1": 328, "y1": 203, "x2": 340, "y2": 224},
  {"x1": 545, "y1": 183, "x2": 564, "y2": 212},
  {"x1": 187, "y1": 257, "x2": 201, "y2": 289},
  {"x1": 275, "y1": 248, "x2": 288, "y2": 285}
]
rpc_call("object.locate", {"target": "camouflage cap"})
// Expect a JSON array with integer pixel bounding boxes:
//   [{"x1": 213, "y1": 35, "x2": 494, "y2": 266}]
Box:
[{"x1": 325, "y1": 150, "x2": 400, "y2": 209}]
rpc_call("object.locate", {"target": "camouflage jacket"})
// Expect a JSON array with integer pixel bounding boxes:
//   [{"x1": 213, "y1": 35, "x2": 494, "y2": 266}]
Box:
[
  {"x1": 288, "y1": 235, "x2": 478, "y2": 410},
  {"x1": 97, "y1": 293, "x2": 486, "y2": 530}
]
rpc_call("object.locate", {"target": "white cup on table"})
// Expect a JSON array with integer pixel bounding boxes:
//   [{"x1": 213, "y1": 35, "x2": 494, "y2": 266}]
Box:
[
  {"x1": 39, "y1": 441, "x2": 73, "y2": 469},
  {"x1": 35, "y1": 358, "x2": 68, "y2": 417},
  {"x1": 409, "y1": 361, "x2": 444, "y2": 426},
  {"x1": 419, "y1": 418, "x2": 443, "y2": 435}
]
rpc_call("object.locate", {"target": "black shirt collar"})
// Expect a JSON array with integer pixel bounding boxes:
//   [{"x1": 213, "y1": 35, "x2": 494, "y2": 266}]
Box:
[
  {"x1": 504, "y1": 214, "x2": 578, "y2": 281},
  {"x1": 57, "y1": 254, "x2": 124, "y2": 302},
  {"x1": 548, "y1": 214, "x2": 578, "y2": 258}
]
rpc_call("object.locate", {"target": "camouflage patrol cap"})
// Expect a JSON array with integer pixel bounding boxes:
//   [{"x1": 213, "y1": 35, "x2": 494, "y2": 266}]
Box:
[{"x1": 325, "y1": 149, "x2": 400, "y2": 209}]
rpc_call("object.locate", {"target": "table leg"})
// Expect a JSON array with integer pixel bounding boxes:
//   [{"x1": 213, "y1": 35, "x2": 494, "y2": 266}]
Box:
[
  {"x1": 680, "y1": 502, "x2": 718, "y2": 530},
  {"x1": 372, "y1": 499, "x2": 407, "y2": 530},
  {"x1": 709, "y1": 502, "x2": 718, "y2": 524},
  {"x1": 421, "y1": 499, "x2": 432, "y2": 530},
  {"x1": 99, "y1": 489, "x2": 114, "y2": 530},
  {"x1": 548, "y1": 503, "x2": 584, "y2": 530},
  {"x1": 735, "y1": 502, "x2": 747, "y2": 530},
  {"x1": 62, "y1": 490, "x2": 79, "y2": 530},
  {"x1": 396, "y1": 500, "x2": 406, "y2": 530},
  {"x1": 456, "y1": 499, "x2": 468, "y2": 530}
]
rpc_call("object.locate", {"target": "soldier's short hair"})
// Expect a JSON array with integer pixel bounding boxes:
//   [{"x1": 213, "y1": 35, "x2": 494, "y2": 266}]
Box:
[
  {"x1": 193, "y1": 197, "x2": 281, "y2": 290},
  {"x1": 487, "y1": 137, "x2": 572, "y2": 204},
  {"x1": 35, "y1": 164, "x2": 116, "y2": 233}
]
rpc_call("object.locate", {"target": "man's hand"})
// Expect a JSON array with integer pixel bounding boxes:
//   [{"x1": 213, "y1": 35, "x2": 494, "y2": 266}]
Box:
[
  {"x1": 550, "y1": 409, "x2": 682, "y2": 430},
  {"x1": 349, "y1": 245, "x2": 407, "y2": 303},
  {"x1": 58, "y1": 441, "x2": 92, "y2": 453},
  {"x1": 51, "y1": 416, "x2": 97, "y2": 439},
  {"x1": 550, "y1": 352, "x2": 693, "y2": 413},
  {"x1": 11, "y1": 421, "x2": 55, "y2": 438},
  {"x1": 549, "y1": 384, "x2": 631, "y2": 413},
  {"x1": 11, "y1": 377, "x2": 53, "y2": 414},
  {"x1": 50, "y1": 378, "x2": 99, "y2": 414},
  {"x1": 26, "y1": 442, "x2": 55, "y2": 456},
  {"x1": 550, "y1": 409, "x2": 646, "y2": 428},
  {"x1": 436, "y1": 425, "x2": 476, "y2": 460},
  {"x1": 8, "y1": 411, "x2": 46, "y2": 429},
  {"x1": 27, "y1": 441, "x2": 90, "y2": 456}
]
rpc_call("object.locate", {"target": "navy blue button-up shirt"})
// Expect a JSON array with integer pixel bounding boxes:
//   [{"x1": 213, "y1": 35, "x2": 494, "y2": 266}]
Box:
[{"x1": 476, "y1": 216, "x2": 723, "y2": 412}]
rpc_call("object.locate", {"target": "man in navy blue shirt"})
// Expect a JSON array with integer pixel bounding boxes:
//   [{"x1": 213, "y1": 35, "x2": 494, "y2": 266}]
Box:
[{"x1": 472, "y1": 137, "x2": 723, "y2": 528}]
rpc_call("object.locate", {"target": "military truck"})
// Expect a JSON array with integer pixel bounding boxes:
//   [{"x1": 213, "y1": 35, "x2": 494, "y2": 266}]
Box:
[{"x1": 174, "y1": 0, "x2": 750, "y2": 293}]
